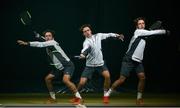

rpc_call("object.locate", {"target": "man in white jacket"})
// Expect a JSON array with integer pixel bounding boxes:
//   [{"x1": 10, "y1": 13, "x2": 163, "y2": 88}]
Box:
[
  {"x1": 105, "y1": 17, "x2": 170, "y2": 105},
  {"x1": 76, "y1": 24, "x2": 124, "y2": 104},
  {"x1": 17, "y1": 29, "x2": 83, "y2": 104}
]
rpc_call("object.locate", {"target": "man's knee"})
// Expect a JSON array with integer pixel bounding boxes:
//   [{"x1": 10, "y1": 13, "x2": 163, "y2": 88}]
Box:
[
  {"x1": 63, "y1": 75, "x2": 70, "y2": 84},
  {"x1": 45, "y1": 74, "x2": 54, "y2": 82},
  {"x1": 102, "y1": 70, "x2": 110, "y2": 79},
  {"x1": 138, "y1": 73, "x2": 145, "y2": 80},
  {"x1": 119, "y1": 75, "x2": 126, "y2": 82},
  {"x1": 79, "y1": 78, "x2": 87, "y2": 86}
]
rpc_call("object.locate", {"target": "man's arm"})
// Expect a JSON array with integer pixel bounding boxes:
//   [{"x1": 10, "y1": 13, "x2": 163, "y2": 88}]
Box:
[
  {"x1": 17, "y1": 40, "x2": 29, "y2": 46},
  {"x1": 79, "y1": 42, "x2": 91, "y2": 59},
  {"x1": 99, "y1": 33, "x2": 124, "y2": 41},
  {"x1": 136, "y1": 29, "x2": 167, "y2": 37},
  {"x1": 17, "y1": 40, "x2": 55, "y2": 47}
]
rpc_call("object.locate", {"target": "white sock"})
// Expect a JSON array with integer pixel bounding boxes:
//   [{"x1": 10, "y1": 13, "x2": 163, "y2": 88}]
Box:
[
  {"x1": 75, "y1": 92, "x2": 82, "y2": 99},
  {"x1": 104, "y1": 90, "x2": 107, "y2": 96},
  {"x1": 104, "y1": 89, "x2": 112, "y2": 97},
  {"x1": 49, "y1": 92, "x2": 56, "y2": 100},
  {"x1": 137, "y1": 92, "x2": 143, "y2": 99}
]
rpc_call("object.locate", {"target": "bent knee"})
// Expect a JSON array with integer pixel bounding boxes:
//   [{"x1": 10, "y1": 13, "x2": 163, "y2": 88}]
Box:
[
  {"x1": 79, "y1": 78, "x2": 87, "y2": 86},
  {"x1": 45, "y1": 74, "x2": 54, "y2": 81},
  {"x1": 138, "y1": 73, "x2": 146, "y2": 80},
  {"x1": 119, "y1": 75, "x2": 126, "y2": 82},
  {"x1": 102, "y1": 71, "x2": 110, "y2": 79},
  {"x1": 63, "y1": 76, "x2": 70, "y2": 84}
]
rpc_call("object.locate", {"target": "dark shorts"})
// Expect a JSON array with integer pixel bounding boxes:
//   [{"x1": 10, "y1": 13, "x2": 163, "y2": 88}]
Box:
[
  {"x1": 81, "y1": 64, "x2": 109, "y2": 80},
  {"x1": 50, "y1": 61, "x2": 74, "y2": 78},
  {"x1": 120, "y1": 56, "x2": 144, "y2": 77}
]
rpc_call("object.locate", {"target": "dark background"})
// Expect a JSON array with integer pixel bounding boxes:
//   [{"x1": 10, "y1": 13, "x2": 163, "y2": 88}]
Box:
[{"x1": 0, "y1": 0, "x2": 179, "y2": 93}]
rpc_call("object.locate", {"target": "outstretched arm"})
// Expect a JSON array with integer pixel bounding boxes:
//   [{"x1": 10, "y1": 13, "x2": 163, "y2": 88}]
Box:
[
  {"x1": 116, "y1": 34, "x2": 124, "y2": 41},
  {"x1": 136, "y1": 29, "x2": 167, "y2": 37},
  {"x1": 17, "y1": 40, "x2": 55, "y2": 47},
  {"x1": 17, "y1": 40, "x2": 29, "y2": 46},
  {"x1": 99, "y1": 33, "x2": 124, "y2": 41}
]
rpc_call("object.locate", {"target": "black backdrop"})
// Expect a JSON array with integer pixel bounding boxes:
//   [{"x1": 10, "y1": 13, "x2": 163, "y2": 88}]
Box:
[{"x1": 1, "y1": 0, "x2": 179, "y2": 93}]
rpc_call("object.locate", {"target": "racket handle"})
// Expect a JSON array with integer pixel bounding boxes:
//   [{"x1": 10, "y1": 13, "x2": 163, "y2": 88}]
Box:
[
  {"x1": 34, "y1": 31, "x2": 40, "y2": 38},
  {"x1": 74, "y1": 55, "x2": 80, "y2": 58},
  {"x1": 33, "y1": 31, "x2": 45, "y2": 40},
  {"x1": 40, "y1": 36, "x2": 45, "y2": 40}
]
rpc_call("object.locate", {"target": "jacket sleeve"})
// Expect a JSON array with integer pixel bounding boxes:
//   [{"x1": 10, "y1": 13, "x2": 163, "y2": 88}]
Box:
[
  {"x1": 98, "y1": 33, "x2": 117, "y2": 40},
  {"x1": 136, "y1": 29, "x2": 166, "y2": 37},
  {"x1": 81, "y1": 41, "x2": 91, "y2": 56},
  {"x1": 29, "y1": 40, "x2": 55, "y2": 48}
]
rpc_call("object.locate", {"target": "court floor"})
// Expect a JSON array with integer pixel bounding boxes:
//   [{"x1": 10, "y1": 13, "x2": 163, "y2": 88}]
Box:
[{"x1": 0, "y1": 92, "x2": 179, "y2": 107}]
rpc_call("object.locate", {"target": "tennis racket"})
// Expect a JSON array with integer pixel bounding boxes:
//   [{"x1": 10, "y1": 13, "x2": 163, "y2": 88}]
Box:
[
  {"x1": 20, "y1": 10, "x2": 45, "y2": 41},
  {"x1": 149, "y1": 21, "x2": 163, "y2": 30}
]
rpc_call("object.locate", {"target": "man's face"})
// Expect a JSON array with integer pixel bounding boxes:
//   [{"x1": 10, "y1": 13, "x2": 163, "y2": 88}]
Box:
[
  {"x1": 44, "y1": 32, "x2": 54, "y2": 41},
  {"x1": 137, "y1": 20, "x2": 145, "y2": 29},
  {"x1": 82, "y1": 27, "x2": 92, "y2": 38}
]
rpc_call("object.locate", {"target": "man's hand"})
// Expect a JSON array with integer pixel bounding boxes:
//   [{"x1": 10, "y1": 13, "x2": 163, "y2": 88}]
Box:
[
  {"x1": 79, "y1": 54, "x2": 86, "y2": 59},
  {"x1": 17, "y1": 40, "x2": 29, "y2": 46},
  {"x1": 116, "y1": 34, "x2": 124, "y2": 41},
  {"x1": 166, "y1": 30, "x2": 171, "y2": 36}
]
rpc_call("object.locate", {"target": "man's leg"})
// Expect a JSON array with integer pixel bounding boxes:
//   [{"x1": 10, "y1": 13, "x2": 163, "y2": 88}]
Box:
[
  {"x1": 136, "y1": 72, "x2": 145, "y2": 105},
  {"x1": 105, "y1": 75, "x2": 126, "y2": 97},
  {"x1": 44, "y1": 73, "x2": 57, "y2": 103},
  {"x1": 101, "y1": 70, "x2": 111, "y2": 104},
  {"x1": 77, "y1": 67, "x2": 92, "y2": 90},
  {"x1": 105, "y1": 57, "x2": 132, "y2": 98},
  {"x1": 67, "y1": 77, "x2": 87, "y2": 104},
  {"x1": 112, "y1": 75, "x2": 126, "y2": 90},
  {"x1": 77, "y1": 77, "x2": 88, "y2": 91},
  {"x1": 63, "y1": 74, "x2": 82, "y2": 99},
  {"x1": 63, "y1": 62, "x2": 84, "y2": 104},
  {"x1": 102, "y1": 70, "x2": 111, "y2": 93},
  {"x1": 73, "y1": 67, "x2": 92, "y2": 104}
]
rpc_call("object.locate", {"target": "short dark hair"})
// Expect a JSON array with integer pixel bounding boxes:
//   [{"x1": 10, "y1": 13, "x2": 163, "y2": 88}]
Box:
[
  {"x1": 43, "y1": 29, "x2": 55, "y2": 37},
  {"x1": 79, "y1": 24, "x2": 92, "y2": 32},
  {"x1": 134, "y1": 17, "x2": 146, "y2": 26}
]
